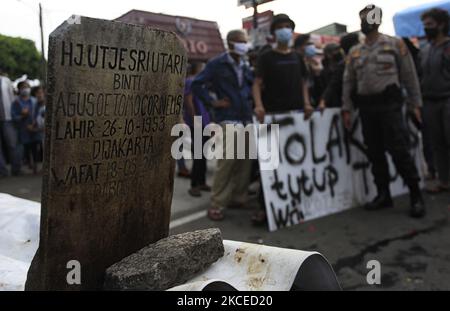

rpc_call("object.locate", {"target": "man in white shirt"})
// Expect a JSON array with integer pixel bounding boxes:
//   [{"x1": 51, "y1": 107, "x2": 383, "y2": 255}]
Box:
[{"x1": 0, "y1": 70, "x2": 21, "y2": 176}]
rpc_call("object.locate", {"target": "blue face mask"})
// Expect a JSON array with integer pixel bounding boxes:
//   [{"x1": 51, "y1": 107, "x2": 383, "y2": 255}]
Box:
[
  {"x1": 305, "y1": 44, "x2": 317, "y2": 57},
  {"x1": 275, "y1": 28, "x2": 293, "y2": 44}
]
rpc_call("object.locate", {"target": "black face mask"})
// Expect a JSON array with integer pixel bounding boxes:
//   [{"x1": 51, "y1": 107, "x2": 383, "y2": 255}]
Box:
[
  {"x1": 424, "y1": 27, "x2": 439, "y2": 40},
  {"x1": 361, "y1": 22, "x2": 377, "y2": 35}
]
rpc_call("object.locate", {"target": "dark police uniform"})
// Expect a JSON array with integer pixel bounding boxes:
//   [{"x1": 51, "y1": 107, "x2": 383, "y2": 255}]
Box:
[{"x1": 342, "y1": 34, "x2": 422, "y2": 199}]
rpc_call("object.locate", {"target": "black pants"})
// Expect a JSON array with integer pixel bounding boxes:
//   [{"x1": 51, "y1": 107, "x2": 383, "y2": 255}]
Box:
[
  {"x1": 423, "y1": 98, "x2": 450, "y2": 184},
  {"x1": 359, "y1": 104, "x2": 420, "y2": 192},
  {"x1": 24, "y1": 141, "x2": 39, "y2": 168},
  {"x1": 421, "y1": 106, "x2": 436, "y2": 177},
  {"x1": 190, "y1": 130, "x2": 207, "y2": 188}
]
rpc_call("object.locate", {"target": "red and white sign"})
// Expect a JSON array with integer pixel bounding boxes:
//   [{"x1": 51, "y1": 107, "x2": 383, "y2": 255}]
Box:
[
  {"x1": 180, "y1": 39, "x2": 209, "y2": 55},
  {"x1": 242, "y1": 10, "x2": 274, "y2": 47},
  {"x1": 116, "y1": 10, "x2": 225, "y2": 62},
  {"x1": 242, "y1": 10, "x2": 273, "y2": 31}
]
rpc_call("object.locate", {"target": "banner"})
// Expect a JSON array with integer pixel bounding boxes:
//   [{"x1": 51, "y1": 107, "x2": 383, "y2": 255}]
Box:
[{"x1": 258, "y1": 109, "x2": 424, "y2": 232}]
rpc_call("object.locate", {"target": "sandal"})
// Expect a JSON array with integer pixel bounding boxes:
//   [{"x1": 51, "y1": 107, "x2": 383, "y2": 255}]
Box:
[
  {"x1": 188, "y1": 188, "x2": 202, "y2": 197},
  {"x1": 208, "y1": 208, "x2": 225, "y2": 221}
]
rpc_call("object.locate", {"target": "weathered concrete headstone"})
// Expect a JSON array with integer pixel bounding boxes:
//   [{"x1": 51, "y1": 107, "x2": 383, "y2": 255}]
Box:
[
  {"x1": 25, "y1": 16, "x2": 187, "y2": 290},
  {"x1": 104, "y1": 229, "x2": 225, "y2": 291}
]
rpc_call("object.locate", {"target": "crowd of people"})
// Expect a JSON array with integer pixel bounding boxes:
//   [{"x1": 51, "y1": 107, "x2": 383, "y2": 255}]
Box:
[
  {"x1": 1, "y1": 4, "x2": 449, "y2": 226},
  {"x1": 177, "y1": 5, "x2": 450, "y2": 224},
  {"x1": 0, "y1": 76, "x2": 46, "y2": 177}
]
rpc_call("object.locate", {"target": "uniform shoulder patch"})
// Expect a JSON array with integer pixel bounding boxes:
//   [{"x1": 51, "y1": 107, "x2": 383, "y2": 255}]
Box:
[
  {"x1": 345, "y1": 54, "x2": 352, "y2": 65},
  {"x1": 395, "y1": 38, "x2": 409, "y2": 56},
  {"x1": 350, "y1": 47, "x2": 361, "y2": 58}
]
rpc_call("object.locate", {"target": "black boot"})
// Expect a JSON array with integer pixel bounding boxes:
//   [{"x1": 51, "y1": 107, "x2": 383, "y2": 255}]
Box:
[
  {"x1": 365, "y1": 189, "x2": 394, "y2": 211},
  {"x1": 409, "y1": 185, "x2": 426, "y2": 218}
]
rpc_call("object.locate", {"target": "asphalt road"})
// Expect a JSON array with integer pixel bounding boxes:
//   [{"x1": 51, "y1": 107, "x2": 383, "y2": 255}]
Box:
[{"x1": 1, "y1": 165, "x2": 449, "y2": 291}]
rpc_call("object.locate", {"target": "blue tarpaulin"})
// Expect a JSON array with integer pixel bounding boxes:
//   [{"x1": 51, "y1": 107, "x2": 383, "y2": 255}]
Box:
[{"x1": 393, "y1": 0, "x2": 450, "y2": 37}]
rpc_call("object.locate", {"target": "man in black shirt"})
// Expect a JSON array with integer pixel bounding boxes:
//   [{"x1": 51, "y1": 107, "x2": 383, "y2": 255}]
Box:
[
  {"x1": 251, "y1": 14, "x2": 312, "y2": 225},
  {"x1": 253, "y1": 14, "x2": 313, "y2": 121}
]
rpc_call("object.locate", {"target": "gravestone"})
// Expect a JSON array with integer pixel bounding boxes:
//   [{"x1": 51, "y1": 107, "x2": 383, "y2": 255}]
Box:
[{"x1": 25, "y1": 16, "x2": 187, "y2": 290}]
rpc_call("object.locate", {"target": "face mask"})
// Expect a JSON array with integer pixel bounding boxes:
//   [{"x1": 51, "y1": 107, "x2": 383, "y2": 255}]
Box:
[
  {"x1": 361, "y1": 21, "x2": 377, "y2": 35},
  {"x1": 20, "y1": 88, "x2": 31, "y2": 97},
  {"x1": 305, "y1": 44, "x2": 316, "y2": 58},
  {"x1": 424, "y1": 27, "x2": 439, "y2": 40},
  {"x1": 231, "y1": 42, "x2": 250, "y2": 56},
  {"x1": 275, "y1": 28, "x2": 293, "y2": 44}
]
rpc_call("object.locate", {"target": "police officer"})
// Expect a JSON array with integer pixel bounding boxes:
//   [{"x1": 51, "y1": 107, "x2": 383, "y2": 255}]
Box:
[{"x1": 342, "y1": 5, "x2": 426, "y2": 218}]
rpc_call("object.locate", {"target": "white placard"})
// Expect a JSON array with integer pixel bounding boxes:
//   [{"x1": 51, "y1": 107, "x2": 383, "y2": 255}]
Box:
[{"x1": 258, "y1": 109, "x2": 424, "y2": 232}]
